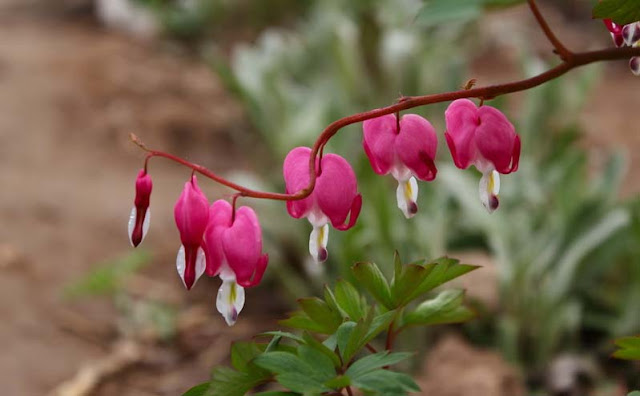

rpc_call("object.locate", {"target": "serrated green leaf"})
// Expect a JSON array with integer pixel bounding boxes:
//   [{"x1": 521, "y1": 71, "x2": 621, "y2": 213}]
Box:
[
  {"x1": 393, "y1": 250, "x2": 403, "y2": 282},
  {"x1": 404, "y1": 289, "x2": 474, "y2": 326},
  {"x1": 352, "y1": 262, "x2": 394, "y2": 309},
  {"x1": 302, "y1": 332, "x2": 342, "y2": 368},
  {"x1": 182, "y1": 382, "x2": 209, "y2": 396},
  {"x1": 343, "y1": 308, "x2": 375, "y2": 363},
  {"x1": 351, "y1": 369, "x2": 420, "y2": 394},
  {"x1": 415, "y1": 0, "x2": 482, "y2": 28},
  {"x1": 324, "y1": 285, "x2": 345, "y2": 317},
  {"x1": 265, "y1": 335, "x2": 282, "y2": 353},
  {"x1": 364, "y1": 310, "x2": 396, "y2": 343},
  {"x1": 593, "y1": 0, "x2": 640, "y2": 25},
  {"x1": 335, "y1": 279, "x2": 365, "y2": 321},
  {"x1": 275, "y1": 373, "x2": 327, "y2": 393},
  {"x1": 345, "y1": 352, "x2": 413, "y2": 379},
  {"x1": 324, "y1": 375, "x2": 351, "y2": 389},
  {"x1": 299, "y1": 297, "x2": 342, "y2": 333}
]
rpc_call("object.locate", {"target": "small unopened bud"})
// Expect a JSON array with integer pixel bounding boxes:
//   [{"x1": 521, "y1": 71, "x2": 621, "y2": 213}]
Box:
[
  {"x1": 622, "y1": 22, "x2": 640, "y2": 46},
  {"x1": 128, "y1": 169, "x2": 152, "y2": 247}
]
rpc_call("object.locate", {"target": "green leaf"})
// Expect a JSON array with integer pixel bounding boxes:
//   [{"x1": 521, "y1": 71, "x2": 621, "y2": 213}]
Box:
[
  {"x1": 336, "y1": 321, "x2": 357, "y2": 358},
  {"x1": 325, "y1": 375, "x2": 351, "y2": 389},
  {"x1": 364, "y1": 310, "x2": 397, "y2": 343},
  {"x1": 345, "y1": 352, "x2": 413, "y2": 379},
  {"x1": 252, "y1": 392, "x2": 298, "y2": 396},
  {"x1": 343, "y1": 308, "x2": 376, "y2": 362},
  {"x1": 299, "y1": 297, "x2": 342, "y2": 333},
  {"x1": 627, "y1": 392, "x2": 640, "y2": 396},
  {"x1": 334, "y1": 279, "x2": 365, "y2": 321},
  {"x1": 403, "y1": 289, "x2": 475, "y2": 326},
  {"x1": 351, "y1": 369, "x2": 420, "y2": 395},
  {"x1": 593, "y1": 0, "x2": 640, "y2": 25},
  {"x1": 254, "y1": 352, "x2": 329, "y2": 393},
  {"x1": 181, "y1": 382, "x2": 209, "y2": 396},
  {"x1": 391, "y1": 264, "x2": 433, "y2": 306},
  {"x1": 298, "y1": 345, "x2": 336, "y2": 380},
  {"x1": 209, "y1": 366, "x2": 268, "y2": 396},
  {"x1": 352, "y1": 262, "x2": 394, "y2": 309},
  {"x1": 613, "y1": 336, "x2": 640, "y2": 361},
  {"x1": 279, "y1": 311, "x2": 329, "y2": 333},
  {"x1": 253, "y1": 351, "x2": 304, "y2": 375},
  {"x1": 415, "y1": 0, "x2": 483, "y2": 28},
  {"x1": 258, "y1": 331, "x2": 306, "y2": 344},
  {"x1": 301, "y1": 332, "x2": 342, "y2": 368},
  {"x1": 231, "y1": 341, "x2": 264, "y2": 372},
  {"x1": 406, "y1": 258, "x2": 479, "y2": 302}
]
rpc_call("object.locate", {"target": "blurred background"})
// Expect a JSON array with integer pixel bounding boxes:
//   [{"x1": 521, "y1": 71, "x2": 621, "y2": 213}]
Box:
[{"x1": 1, "y1": 0, "x2": 639, "y2": 395}]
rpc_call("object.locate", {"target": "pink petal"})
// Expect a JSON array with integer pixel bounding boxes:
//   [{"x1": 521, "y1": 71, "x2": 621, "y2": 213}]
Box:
[
  {"x1": 203, "y1": 200, "x2": 233, "y2": 277},
  {"x1": 334, "y1": 194, "x2": 362, "y2": 231},
  {"x1": 362, "y1": 114, "x2": 397, "y2": 175},
  {"x1": 475, "y1": 106, "x2": 517, "y2": 174},
  {"x1": 445, "y1": 99, "x2": 479, "y2": 169},
  {"x1": 174, "y1": 175, "x2": 209, "y2": 246},
  {"x1": 283, "y1": 147, "x2": 314, "y2": 218},
  {"x1": 238, "y1": 254, "x2": 268, "y2": 288},
  {"x1": 396, "y1": 114, "x2": 438, "y2": 181},
  {"x1": 222, "y1": 206, "x2": 263, "y2": 285},
  {"x1": 315, "y1": 153, "x2": 359, "y2": 228},
  {"x1": 509, "y1": 134, "x2": 521, "y2": 173}
]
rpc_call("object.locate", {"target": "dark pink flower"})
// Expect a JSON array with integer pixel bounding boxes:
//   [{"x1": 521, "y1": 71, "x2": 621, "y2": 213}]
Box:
[
  {"x1": 283, "y1": 146, "x2": 362, "y2": 262},
  {"x1": 445, "y1": 99, "x2": 520, "y2": 213},
  {"x1": 362, "y1": 113, "x2": 438, "y2": 218},
  {"x1": 203, "y1": 200, "x2": 268, "y2": 326},
  {"x1": 174, "y1": 175, "x2": 209, "y2": 290},
  {"x1": 604, "y1": 19, "x2": 625, "y2": 48},
  {"x1": 128, "y1": 169, "x2": 153, "y2": 247}
]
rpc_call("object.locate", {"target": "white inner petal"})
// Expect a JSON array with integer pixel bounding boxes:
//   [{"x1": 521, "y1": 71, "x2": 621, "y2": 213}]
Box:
[
  {"x1": 142, "y1": 208, "x2": 150, "y2": 242},
  {"x1": 309, "y1": 223, "x2": 329, "y2": 263},
  {"x1": 216, "y1": 276, "x2": 245, "y2": 326},
  {"x1": 194, "y1": 246, "x2": 206, "y2": 285},
  {"x1": 395, "y1": 176, "x2": 418, "y2": 219},
  {"x1": 176, "y1": 245, "x2": 186, "y2": 287},
  {"x1": 128, "y1": 206, "x2": 136, "y2": 246},
  {"x1": 479, "y1": 170, "x2": 500, "y2": 213}
]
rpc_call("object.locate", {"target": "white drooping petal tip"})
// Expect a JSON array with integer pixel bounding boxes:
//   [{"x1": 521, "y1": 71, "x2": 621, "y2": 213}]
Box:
[
  {"x1": 216, "y1": 278, "x2": 245, "y2": 326},
  {"x1": 396, "y1": 176, "x2": 419, "y2": 219},
  {"x1": 127, "y1": 207, "x2": 151, "y2": 247},
  {"x1": 479, "y1": 170, "x2": 500, "y2": 213},
  {"x1": 309, "y1": 223, "x2": 329, "y2": 263},
  {"x1": 175, "y1": 245, "x2": 206, "y2": 289}
]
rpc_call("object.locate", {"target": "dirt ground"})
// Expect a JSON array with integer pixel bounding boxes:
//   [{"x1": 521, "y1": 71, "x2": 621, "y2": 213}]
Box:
[{"x1": 0, "y1": 2, "x2": 638, "y2": 396}]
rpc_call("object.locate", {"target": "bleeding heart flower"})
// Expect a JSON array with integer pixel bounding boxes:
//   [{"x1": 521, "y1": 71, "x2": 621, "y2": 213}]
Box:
[
  {"x1": 283, "y1": 147, "x2": 362, "y2": 263},
  {"x1": 174, "y1": 175, "x2": 209, "y2": 290},
  {"x1": 445, "y1": 99, "x2": 520, "y2": 213},
  {"x1": 128, "y1": 169, "x2": 153, "y2": 247},
  {"x1": 203, "y1": 200, "x2": 268, "y2": 326},
  {"x1": 604, "y1": 19, "x2": 625, "y2": 48},
  {"x1": 362, "y1": 113, "x2": 438, "y2": 218}
]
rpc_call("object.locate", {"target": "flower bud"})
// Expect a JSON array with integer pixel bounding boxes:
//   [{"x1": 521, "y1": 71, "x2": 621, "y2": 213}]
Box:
[{"x1": 128, "y1": 169, "x2": 152, "y2": 247}]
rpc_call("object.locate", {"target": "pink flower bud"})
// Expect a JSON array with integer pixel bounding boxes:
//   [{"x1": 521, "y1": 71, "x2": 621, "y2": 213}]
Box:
[
  {"x1": 445, "y1": 99, "x2": 520, "y2": 213},
  {"x1": 174, "y1": 175, "x2": 209, "y2": 290},
  {"x1": 203, "y1": 200, "x2": 268, "y2": 326},
  {"x1": 283, "y1": 147, "x2": 362, "y2": 262},
  {"x1": 631, "y1": 56, "x2": 640, "y2": 76},
  {"x1": 622, "y1": 22, "x2": 640, "y2": 46},
  {"x1": 363, "y1": 113, "x2": 438, "y2": 218},
  {"x1": 128, "y1": 169, "x2": 153, "y2": 247},
  {"x1": 604, "y1": 19, "x2": 625, "y2": 48}
]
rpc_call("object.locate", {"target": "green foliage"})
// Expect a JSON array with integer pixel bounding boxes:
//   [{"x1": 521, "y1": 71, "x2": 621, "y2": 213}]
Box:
[
  {"x1": 628, "y1": 392, "x2": 640, "y2": 396},
  {"x1": 64, "y1": 250, "x2": 151, "y2": 298},
  {"x1": 193, "y1": 254, "x2": 473, "y2": 395},
  {"x1": 593, "y1": 0, "x2": 640, "y2": 25},
  {"x1": 415, "y1": 0, "x2": 524, "y2": 28},
  {"x1": 613, "y1": 336, "x2": 640, "y2": 361}
]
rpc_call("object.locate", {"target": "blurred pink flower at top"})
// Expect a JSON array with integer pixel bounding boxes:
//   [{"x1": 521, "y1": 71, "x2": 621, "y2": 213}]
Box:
[
  {"x1": 445, "y1": 99, "x2": 520, "y2": 213},
  {"x1": 362, "y1": 113, "x2": 438, "y2": 218},
  {"x1": 128, "y1": 169, "x2": 153, "y2": 247},
  {"x1": 204, "y1": 199, "x2": 268, "y2": 326},
  {"x1": 283, "y1": 146, "x2": 362, "y2": 263},
  {"x1": 174, "y1": 174, "x2": 209, "y2": 290}
]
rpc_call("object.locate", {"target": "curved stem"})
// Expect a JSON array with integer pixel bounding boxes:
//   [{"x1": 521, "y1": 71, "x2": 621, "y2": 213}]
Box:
[
  {"x1": 526, "y1": 0, "x2": 573, "y2": 61},
  {"x1": 132, "y1": 44, "x2": 640, "y2": 201}
]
